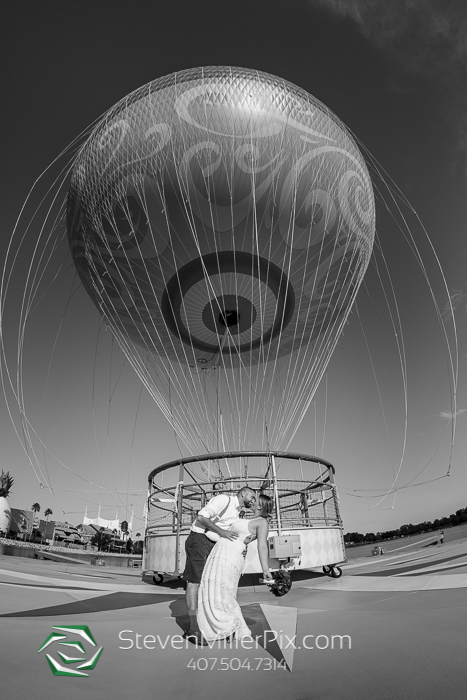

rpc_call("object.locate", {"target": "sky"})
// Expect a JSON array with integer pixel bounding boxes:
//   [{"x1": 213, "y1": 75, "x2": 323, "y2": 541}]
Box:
[{"x1": 1, "y1": 0, "x2": 466, "y2": 535}]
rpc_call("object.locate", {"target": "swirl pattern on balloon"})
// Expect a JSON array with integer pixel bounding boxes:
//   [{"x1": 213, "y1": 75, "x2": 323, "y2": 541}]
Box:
[{"x1": 66, "y1": 66, "x2": 375, "y2": 453}]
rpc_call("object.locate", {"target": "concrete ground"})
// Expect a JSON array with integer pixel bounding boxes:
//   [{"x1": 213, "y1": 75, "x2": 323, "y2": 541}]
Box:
[{"x1": 1, "y1": 538, "x2": 467, "y2": 699}]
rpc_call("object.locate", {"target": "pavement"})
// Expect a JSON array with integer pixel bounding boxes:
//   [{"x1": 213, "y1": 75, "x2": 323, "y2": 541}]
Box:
[{"x1": 1, "y1": 538, "x2": 467, "y2": 699}]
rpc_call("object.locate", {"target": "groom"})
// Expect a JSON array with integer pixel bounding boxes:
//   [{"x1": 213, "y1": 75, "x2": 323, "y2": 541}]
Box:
[{"x1": 183, "y1": 486, "x2": 257, "y2": 645}]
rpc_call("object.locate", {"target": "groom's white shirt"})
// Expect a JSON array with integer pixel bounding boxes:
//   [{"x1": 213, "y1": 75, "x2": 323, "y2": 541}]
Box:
[{"x1": 191, "y1": 494, "x2": 241, "y2": 534}]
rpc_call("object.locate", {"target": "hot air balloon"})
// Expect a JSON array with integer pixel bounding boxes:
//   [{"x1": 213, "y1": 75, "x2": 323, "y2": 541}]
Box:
[{"x1": 67, "y1": 67, "x2": 375, "y2": 580}]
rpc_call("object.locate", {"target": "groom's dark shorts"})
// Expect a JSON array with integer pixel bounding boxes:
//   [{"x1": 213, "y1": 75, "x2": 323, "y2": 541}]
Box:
[{"x1": 183, "y1": 532, "x2": 216, "y2": 583}]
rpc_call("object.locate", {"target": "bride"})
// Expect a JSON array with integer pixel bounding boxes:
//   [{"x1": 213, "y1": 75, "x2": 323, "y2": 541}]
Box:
[{"x1": 197, "y1": 493, "x2": 273, "y2": 641}]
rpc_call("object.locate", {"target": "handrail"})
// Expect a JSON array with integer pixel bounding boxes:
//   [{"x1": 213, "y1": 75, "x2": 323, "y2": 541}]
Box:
[{"x1": 148, "y1": 450, "x2": 335, "y2": 483}]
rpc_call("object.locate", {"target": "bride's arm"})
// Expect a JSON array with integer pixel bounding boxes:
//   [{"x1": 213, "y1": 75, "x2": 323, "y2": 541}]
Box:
[{"x1": 256, "y1": 519, "x2": 272, "y2": 580}]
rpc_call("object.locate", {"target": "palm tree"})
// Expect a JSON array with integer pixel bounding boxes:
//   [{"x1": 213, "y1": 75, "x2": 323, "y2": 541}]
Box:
[
  {"x1": 0, "y1": 471, "x2": 14, "y2": 498},
  {"x1": 133, "y1": 534, "x2": 143, "y2": 555},
  {"x1": 40, "y1": 507, "x2": 54, "y2": 545},
  {"x1": 0, "y1": 471, "x2": 14, "y2": 534},
  {"x1": 30, "y1": 503, "x2": 41, "y2": 541}
]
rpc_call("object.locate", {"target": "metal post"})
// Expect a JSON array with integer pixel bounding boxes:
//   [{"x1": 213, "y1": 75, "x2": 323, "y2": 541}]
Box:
[
  {"x1": 300, "y1": 493, "x2": 310, "y2": 527},
  {"x1": 142, "y1": 485, "x2": 150, "y2": 569},
  {"x1": 174, "y1": 462, "x2": 184, "y2": 575},
  {"x1": 270, "y1": 454, "x2": 282, "y2": 535},
  {"x1": 328, "y1": 466, "x2": 342, "y2": 526}
]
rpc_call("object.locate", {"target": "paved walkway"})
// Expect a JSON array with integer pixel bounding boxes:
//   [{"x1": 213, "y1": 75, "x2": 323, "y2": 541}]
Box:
[{"x1": 2, "y1": 539, "x2": 466, "y2": 699}]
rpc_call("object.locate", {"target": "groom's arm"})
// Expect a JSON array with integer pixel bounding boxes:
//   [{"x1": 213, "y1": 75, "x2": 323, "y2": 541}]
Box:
[
  {"x1": 195, "y1": 495, "x2": 238, "y2": 540},
  {"x1": 195, "y1": 514, "x2": 238, "y2": 540}
]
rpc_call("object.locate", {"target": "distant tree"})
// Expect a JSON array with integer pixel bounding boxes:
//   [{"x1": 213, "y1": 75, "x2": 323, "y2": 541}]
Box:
[
  {"x1": 44, "y1": 508, "x2": 53, "y2": 521},
  {"x1": 0, "y1": 471, "x2": 14, "y2": 497},
  {"x1": 0, "y1": 471, "x2": 15, "y2": 534},
  {"x1": 29, "y1": 503, "x2": 42, "y2": 541},
  {"x1": 132, "y1": 539, "x2": 144, "y2": 555},
  {"x1": 344, "y1": 532, "x2": 365, "y2": 544},
  {"x1": 90, "y1": 527, "x2": 111, "y2": 552}
]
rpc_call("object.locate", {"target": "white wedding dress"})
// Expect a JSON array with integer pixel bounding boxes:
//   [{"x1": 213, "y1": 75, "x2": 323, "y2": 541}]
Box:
[{"x1": 197, "y1": 517, "x2": 258, "y2": 641}]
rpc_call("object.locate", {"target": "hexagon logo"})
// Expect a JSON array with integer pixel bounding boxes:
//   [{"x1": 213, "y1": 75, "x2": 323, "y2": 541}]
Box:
[{"x1": 37, "y1": 625, "x2": 103, "y2": 676}]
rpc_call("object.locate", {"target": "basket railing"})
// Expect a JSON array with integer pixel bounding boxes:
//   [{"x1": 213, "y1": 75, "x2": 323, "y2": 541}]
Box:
[{"x1": 146, "y1": 475, "x2": 341, "y2": 536}]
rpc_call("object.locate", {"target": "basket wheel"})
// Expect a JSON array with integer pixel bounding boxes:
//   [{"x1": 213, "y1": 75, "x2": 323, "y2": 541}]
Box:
[{"x1": 322, "y1": 565, "x2": 342, "y2": 578}]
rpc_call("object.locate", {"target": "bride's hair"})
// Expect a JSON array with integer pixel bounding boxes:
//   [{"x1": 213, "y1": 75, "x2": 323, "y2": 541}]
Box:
[{"x1": 258, "y1": 493, "x2": 273, "y2": 518}]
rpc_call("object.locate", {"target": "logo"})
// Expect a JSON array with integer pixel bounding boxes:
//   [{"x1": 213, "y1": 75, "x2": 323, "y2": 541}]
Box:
[{"x1": 37, "y1": 625, "x2": 103, "y2": 676}]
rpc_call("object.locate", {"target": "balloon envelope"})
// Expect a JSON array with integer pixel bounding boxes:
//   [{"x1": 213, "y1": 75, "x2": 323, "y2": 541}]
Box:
[{"x1": 68, "y1": 67, "x2": 375, "y2": 458}]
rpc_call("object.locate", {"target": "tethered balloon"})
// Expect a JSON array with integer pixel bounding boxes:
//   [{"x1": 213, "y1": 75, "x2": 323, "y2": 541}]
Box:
[{"x1": 68, "y1": 66, "x2": 375, "y2": 457}]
